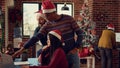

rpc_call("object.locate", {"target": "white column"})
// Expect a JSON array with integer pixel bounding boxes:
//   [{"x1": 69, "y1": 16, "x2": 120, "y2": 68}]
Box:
[
  {"x1": 5, "y1": 0, "x2": 9, "y2": 48},
  {"x1": 5, "y1": 0, "x2": 14, "y2": 47}
]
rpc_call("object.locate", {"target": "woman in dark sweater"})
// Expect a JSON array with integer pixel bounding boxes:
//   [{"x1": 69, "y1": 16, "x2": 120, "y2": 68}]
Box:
[{"x1": 30, "y1": 30, "x2": 68, "y2": 68}]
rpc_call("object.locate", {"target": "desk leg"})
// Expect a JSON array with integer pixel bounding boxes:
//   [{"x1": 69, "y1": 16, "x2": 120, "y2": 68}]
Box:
[
  {"x1": 92, "y1": 57, "x2": 95, "y2": 68},
  {"x1": 87, "y1": 58, "x2": 90, "y2": 68}
]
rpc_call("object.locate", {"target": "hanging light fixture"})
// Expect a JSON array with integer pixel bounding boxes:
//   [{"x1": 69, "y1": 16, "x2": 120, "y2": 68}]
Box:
[{"x1": 61, "y1": 3, "x2": 69, "y2": 11}]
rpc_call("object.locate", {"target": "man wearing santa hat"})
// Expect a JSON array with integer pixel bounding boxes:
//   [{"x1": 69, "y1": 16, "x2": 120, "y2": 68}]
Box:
[
  {"x1": 98, "y1": 23, "x2": 116, "y2": 68},
  {"x1": 13, "y1": 0, "x2": 83, "y2": 68}
]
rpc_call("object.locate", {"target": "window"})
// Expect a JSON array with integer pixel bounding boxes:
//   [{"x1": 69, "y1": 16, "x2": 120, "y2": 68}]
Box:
[
  {"x1": 23, "y1": 3, "x2": 73, "y2": 36},
  {"x1": 23, "y1": 3, "x2": 40, "y2": 36},
  {"x1": 116, "y1": 33, "x2": 120, "y2": 42}
]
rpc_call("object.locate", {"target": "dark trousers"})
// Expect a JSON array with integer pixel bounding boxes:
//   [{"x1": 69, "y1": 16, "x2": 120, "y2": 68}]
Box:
[{"x1": 99, "y1": 47, "x2": 112, "y2": 68}]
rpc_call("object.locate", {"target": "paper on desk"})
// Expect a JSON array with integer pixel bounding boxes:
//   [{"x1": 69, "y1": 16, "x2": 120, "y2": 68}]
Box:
[{"x1": 14, "y1": 61, "x2": 30, "y2": 65}]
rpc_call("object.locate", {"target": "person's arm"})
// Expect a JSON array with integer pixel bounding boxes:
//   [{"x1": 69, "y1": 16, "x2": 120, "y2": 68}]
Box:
[
  {"x1": 24, "y1": 33, "x2": 47, "y2": 49},
  {"x1": 33, "y1": 27, "x2": 40, "y2": 36},
  {"x1": 112, "y1": 33, "x2": 116, "y2": 49},
  {"x1": 75, "y1": 29, "x2": 83, "y2": 48},
  {"x1": 12, "y1": 47, "x2": 24, "y2": 58},
  {"x1": 71, "y1": 18, "x2": 83, "y2": 48},
  {"x1": 12, "y1": 33, "x2": 47, "y2": 58}
]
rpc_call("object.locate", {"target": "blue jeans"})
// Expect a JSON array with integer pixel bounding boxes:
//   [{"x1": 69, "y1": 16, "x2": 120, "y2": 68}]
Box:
[
  {"x1": 99, "y1": 47, "x2": 112, "y2": 68},
  {"x1": 67, "y1": 52, "x2": 80, "y2": 68}
]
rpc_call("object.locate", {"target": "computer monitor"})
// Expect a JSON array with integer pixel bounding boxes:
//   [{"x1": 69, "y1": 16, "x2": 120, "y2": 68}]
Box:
[{"x1": 116, "y1": 33, "x2": 120, "y2": 42}]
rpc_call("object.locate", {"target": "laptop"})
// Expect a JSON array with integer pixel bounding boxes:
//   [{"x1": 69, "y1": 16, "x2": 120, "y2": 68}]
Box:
[{"x1": 0, "y1": 53, "x2": 15, "y2": 68}]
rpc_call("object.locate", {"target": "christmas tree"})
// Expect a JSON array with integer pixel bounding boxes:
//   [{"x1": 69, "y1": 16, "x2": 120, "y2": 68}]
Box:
[{"x1": 77, "y1": 0, "x2": 96, "y2": 47}]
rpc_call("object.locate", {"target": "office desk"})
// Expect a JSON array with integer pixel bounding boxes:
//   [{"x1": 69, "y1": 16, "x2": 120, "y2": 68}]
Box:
[{"x1": 14, "y1": 58, "x2": 40, "y2": 68}]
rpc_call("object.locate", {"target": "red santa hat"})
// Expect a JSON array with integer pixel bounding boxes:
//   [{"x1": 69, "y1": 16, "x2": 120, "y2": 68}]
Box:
[
  {"x1": 49, "y1": 30, "x2": 65, "y2": 45},
  {"x1": 49, "y1": 30, "x2": 62, "y2": 41},
  {"x1": 107, "y1": 23, "x2": 115, "y2": 31},
  {"x1": 41, "y1": 0, "x2": 56, "y2": 13}
]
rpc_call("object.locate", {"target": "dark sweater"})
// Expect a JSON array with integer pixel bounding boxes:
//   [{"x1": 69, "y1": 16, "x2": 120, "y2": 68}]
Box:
[{"x1": 33, "y1": 26, "x2": 40, "y2": 36}]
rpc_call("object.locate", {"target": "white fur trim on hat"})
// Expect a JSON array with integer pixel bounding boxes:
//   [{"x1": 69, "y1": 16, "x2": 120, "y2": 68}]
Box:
[
  {"x1": 42, "y1": 8, "x2": 56, "y2": 13},
  {"x1": 49, "y1": 31, "x2": 61, "y2": 40},
  {"x1": 107, "y1": 27, "x2": 115, "y2": 31}
]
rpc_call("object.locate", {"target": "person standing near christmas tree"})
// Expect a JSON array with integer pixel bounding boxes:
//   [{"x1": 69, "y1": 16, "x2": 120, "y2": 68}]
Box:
[{"x1": 98, "y1": 23, "x2": 116, "y2": 68}]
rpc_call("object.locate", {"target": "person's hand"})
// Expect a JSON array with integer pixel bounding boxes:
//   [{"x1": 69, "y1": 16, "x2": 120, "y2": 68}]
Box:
[
  {"x1": 12, "y1": 47, "x2": 25, "y2": 58},
  {"x1": 18, "y1": 42, "x2": 24, "y2": 48},
  {"x1": 42, "y1": 45, "x2": 49, "y2": 50}
]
